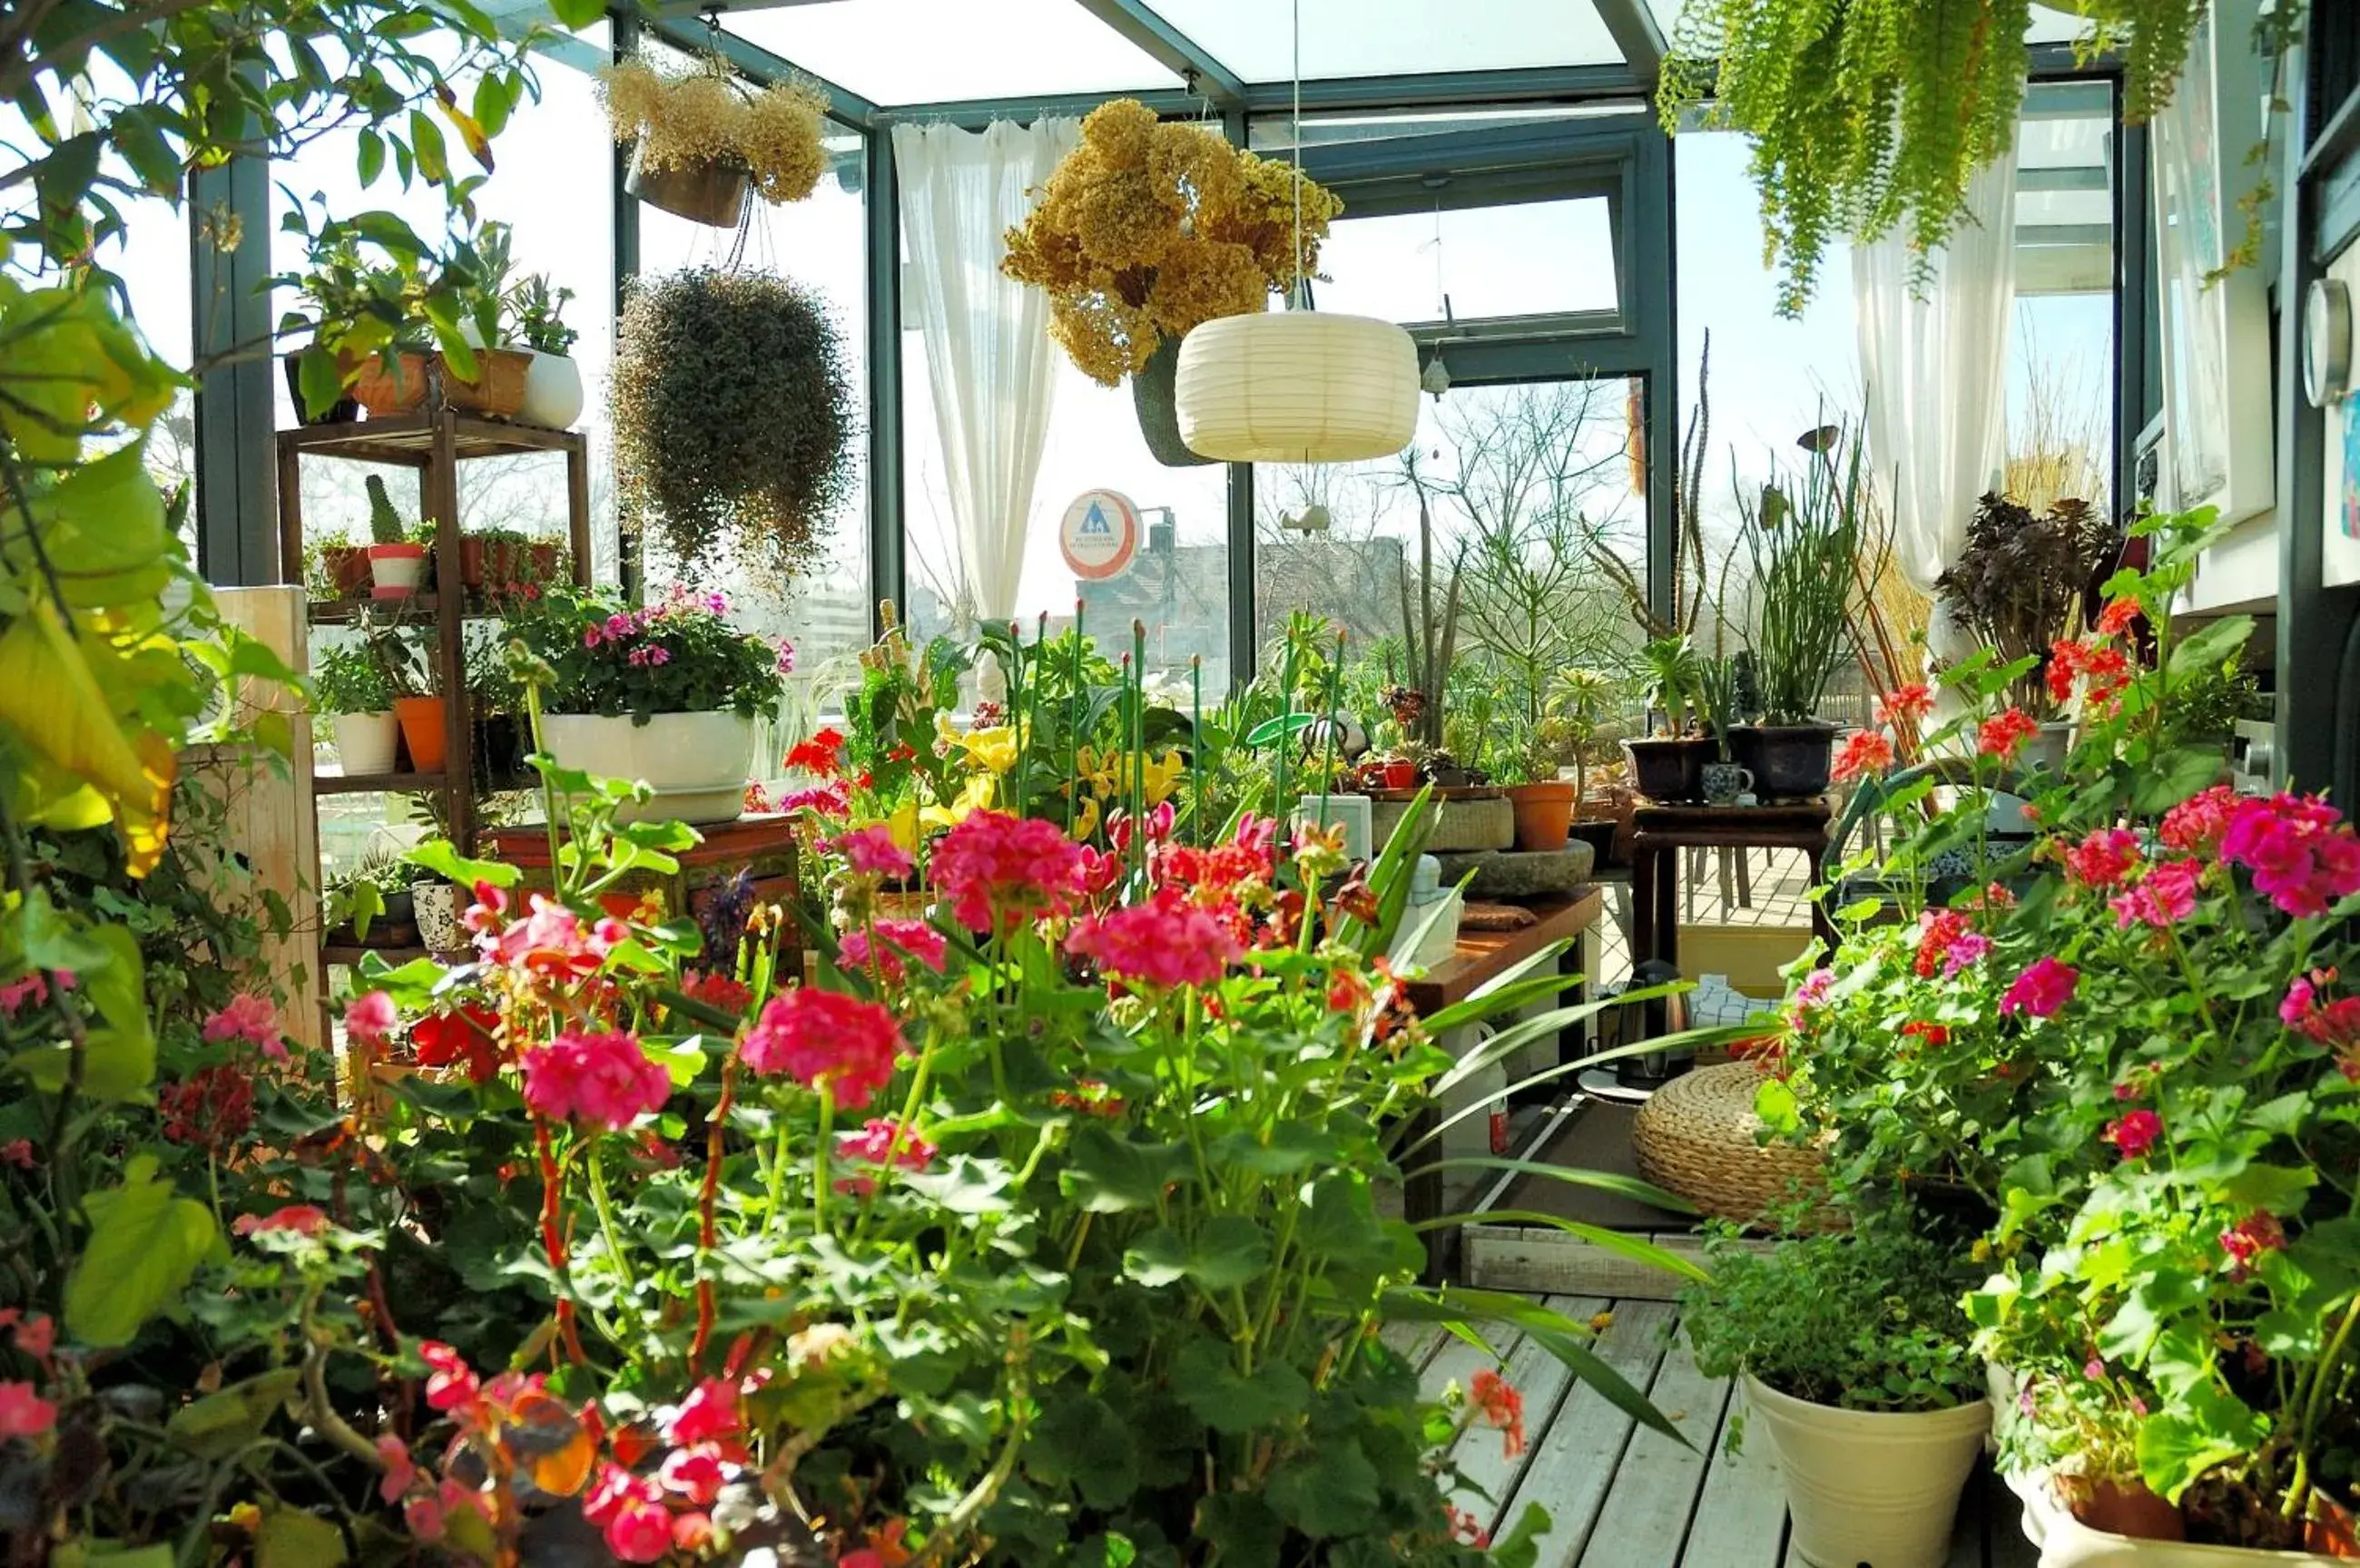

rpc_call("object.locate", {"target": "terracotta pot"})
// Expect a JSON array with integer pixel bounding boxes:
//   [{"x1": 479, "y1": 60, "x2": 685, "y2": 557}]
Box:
[
  {"x1": 321, "y1": 544, "x2": 371, "y2": 598},
  {"x1": 435, "y1": 347, "x2": 532, "y2": 420},
  {"x1": 528, "y1": 542, "x2": 561, "y2": 583},
  {"x1": 393, "y1": 694, "x2": 447, "y2": 773},
  {"x1": 2062, "y1": 1475, "x2": 2186, "y2": 1542},
  {"x1": 1727, "y1": 722, "x2": 1838, "y2": 800},
  {"x1": 1505, "y1": 779, "x2": 1577, "y2": 851},
  {"x1": 458, "y1": 536, "x2": 487, "y2": 590},
  {"x1": 350, "y1": 351, "x2": 431, "y2": 416},
  {"x1": 624, "y1": 149, "x2": 749, "y2": 229}
]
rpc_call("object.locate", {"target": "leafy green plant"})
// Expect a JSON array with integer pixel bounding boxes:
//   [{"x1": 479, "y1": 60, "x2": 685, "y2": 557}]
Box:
[
  {"x1": 1638, "y1": 634, "x2": 1701, "y2": 736},
  {"x1": 504, "y1": 579, "x2": 789, "y2": 722},
  {"x1": 1695, "y1": 654, "x2": 1739, "y2": 759},
  {"x1": 314, "y1": 642, "x2": 395, "y2": 715},
  {"x1": 1683, "y1": 1211, "x2": 1983, "y2": 1416},
  {"x1": 612, "y1": 267, "x2": 857, "y2": 584},
  {"x1": 507, "y1": 272, "x2": 576, "y2": 355}
]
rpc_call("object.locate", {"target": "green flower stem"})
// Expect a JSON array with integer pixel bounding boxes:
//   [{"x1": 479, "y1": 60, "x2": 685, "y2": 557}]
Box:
[
  {"x1": 766, "y1": 1106, "x2": 794, "y2": 1222},
  {"x1": 854, "y1": 1030, "x2": 938, "y2": 1245},
  {"x1": 813, "y1": 1082, "x2": 836, "y2": 1231},
  {"x1": 585, "y1": 1140, "x2": 645, "y2": 1338}
]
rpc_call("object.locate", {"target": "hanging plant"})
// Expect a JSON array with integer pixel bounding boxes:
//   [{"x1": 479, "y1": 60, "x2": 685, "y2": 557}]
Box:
[
  {"x1": 611, "y1": 268, "x2": 856, "y2": 583},
  {"x1": 599, "y1": 54, "x2": 831, "y2": 221},
  {"x1": 1657, "y1": 0, "x2": 2219, "y2": 316},
  {"x1": 1001, "y1": 98, "x2": 1343, "y2": 387}
]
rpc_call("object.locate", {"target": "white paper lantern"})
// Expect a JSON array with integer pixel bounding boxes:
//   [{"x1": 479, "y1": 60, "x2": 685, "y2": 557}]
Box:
[{"x1": 1173, "y1": 310, "x2": 1421, "y2": 464}]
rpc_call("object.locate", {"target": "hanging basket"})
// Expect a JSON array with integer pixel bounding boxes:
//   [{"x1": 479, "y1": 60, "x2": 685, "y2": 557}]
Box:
[
  {"x1": 1132, "y1": 335, "x2": 1216, "y2": 468},
  {"x1": 624, "y1": 149, "x2": 749, "y2": 230}
]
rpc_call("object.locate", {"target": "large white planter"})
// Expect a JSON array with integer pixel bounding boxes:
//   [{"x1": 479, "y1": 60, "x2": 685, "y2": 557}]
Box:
[
  {"x1": 2010, "y1": 1469, "x2": 2346, "y2": 1568},
  {"x1": 540, "y1": 710, "x2": 754, "y2": 825},
  {"x1": 329, "y1": 711, "x2": 399, "y2": 776},
  {"x1": 1745, "y1": 1372, "x2": 1991, "y2": 1568},
  {"x1": 518, "y1": 350, "x2": 583, "y2": 430}
]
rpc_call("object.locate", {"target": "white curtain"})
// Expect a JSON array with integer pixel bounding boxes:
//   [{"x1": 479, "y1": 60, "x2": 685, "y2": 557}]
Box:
[
  {"x1": 1854, "y1": 150, "x2": 2021, "y2": 631},
  {"x1": 892, "y1": 118, "x2": 1079, "y2": 628}
]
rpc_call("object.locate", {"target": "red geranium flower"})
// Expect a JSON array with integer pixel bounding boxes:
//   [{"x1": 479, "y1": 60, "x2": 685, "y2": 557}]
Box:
[
  {"x1": 1977, "y1": 708, "x2": 2041, "y2": 763},
  {"x1": 740, "y1": 988, "x2": 905, "y2": 1110},
  {"x1": 413, "y1": 1005, "x2": 503, "y2": 1083},
  {"x1": 784, "y1": 728, "x2": 846, "y2": 777},
  {"x1": 1831, "y1": 729, "x2": 1895, "y2": 783}
]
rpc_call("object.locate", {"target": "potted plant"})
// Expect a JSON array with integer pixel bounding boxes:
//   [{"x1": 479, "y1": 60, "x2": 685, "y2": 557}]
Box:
[
  {"x1": 276, "y1": 223, "x2": 418, "y2": 422},
  {"x1": 315, "y1": 642, "x2": 398, "y2": 775},
  {"x1": 1550, "y1": 666, "x2": 1627, "y2": 860},
  {"x1": 363, "y1": 475, "x2": 428, "y2": 598},
  {"x1": 612, "y1": 268, "x2": 856, "y2": 584},
  {"x1": 524, "y1": 533, "x2": 565, "y2": 586},
  {"x1": 506, "y1": 271, "x2": 581, "y2": 429},
  {"x1": 311, "y1": 527, "x2": 369, "y2": 600},
  {"x1": 459, "y1": 525, "x2": 531, "y2": 595},
  {"x1": 326, "y1": 851, "x2": 419, "y2": 949},
  {"x1": 1623, "y1": 634, "x2": 1713, "y2": 802},
  {"x1": 1003, "y1": 97, "x2": 1342, "y2": 466},
  {"x1": 1684, "y1": 1215, "x2": 1991, "y2": 1568},
  {"x1": 1730, "y1": 431, "x2": 1863, "y2": 798},
  {"x1": 465, "y1": 635, "x2": 526, "y2": 791},
  {"x1": 600, "y1": 53, "x2": 830, "y2": 229},
  {"x1": 506, "y1": 581, "x2": 789, "y2": 824},
  {"x1": 1695, "y1": 653, "x2": 1747, "y2": 803},
  {"x1": 351, "y1": 607, "x2": 445, "y2": 773}
]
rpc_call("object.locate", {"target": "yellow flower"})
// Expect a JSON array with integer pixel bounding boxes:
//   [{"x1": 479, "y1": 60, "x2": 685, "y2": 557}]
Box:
[
  {"x1": 921, "y1": 771, "x2": 996, "y2": 833},
  {"x1": 934, "y1": 710, "x2": 1023, "y2": 775},
  {"x1": 1139, "y1": 748, "x2": 1185, "y2": 808},
  {"x1": 1073, "y1": 794, "x2": 1103, "y2": 843},
  {"x1": 881, "y1": 802, "x2": 921, "y2": 856}
]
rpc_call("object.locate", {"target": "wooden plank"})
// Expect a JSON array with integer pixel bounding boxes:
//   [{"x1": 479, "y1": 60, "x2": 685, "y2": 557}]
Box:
[
  {"x1": 1421, "y1": 1317, "x2": 1523, "y2": 1405},
  {"x1": 1377, "y1": 1318, "x2": 1448, "y2": 1371},
  {"x1": 1578, "y1": 1330, "x2": 1728, "y2": 1568},
  {"x1": 1680, "y1": 1373, "x2": 1787, "y2": 1568},
  {"x1": 1449, "y1": 1295, "x2": 1608, "y2": 1537},
  {"x1": 1464, "y1": 1225, "x2": 1719, "y2": 1300},
  {"x1": 1497, "y1": 1299, "x2": 1676, "y2": 1568}
]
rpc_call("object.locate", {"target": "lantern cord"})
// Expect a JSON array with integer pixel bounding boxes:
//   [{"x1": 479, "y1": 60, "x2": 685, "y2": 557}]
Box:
[{"x1": 1290, "y1": 0, "x2": 1304, "y2": 312}]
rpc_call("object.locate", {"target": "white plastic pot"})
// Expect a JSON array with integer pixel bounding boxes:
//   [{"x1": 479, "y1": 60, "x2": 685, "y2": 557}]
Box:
[
  {"x1": 540, "y1": 710, "x2": 755, "y2": 825},
  {"x1": 518, "y1": 350, "x2": 583, "y2": 430},
  {"x1": 2009, "y1": 1468, "x2": 2346, "y2": 1568},
  {"x1": 1745, "y1": 1372, "x2": 1991, "y2": 1568},
  {"x1": 329, "y1": 711, "x2": 399, "y2": 777},
  {"x1": 369, "y1": 543, "x2": 426, "y2": 597}
]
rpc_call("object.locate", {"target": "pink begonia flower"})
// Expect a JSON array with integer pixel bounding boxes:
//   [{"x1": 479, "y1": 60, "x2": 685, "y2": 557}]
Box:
[
  {"x1": 1999, "y1": 956, "x2": 2079, "y2": 1019},
  {"x1": 833, "y1": 1117, "x2": 939, "y2": 1196},
  {"x1": 232, "y1": 1204, "x2": 332, "y2": 1239},
  {"x1": 377, "y1": 1433, "x2": 418, "y2": 1504},
  {"x1": 344, "y1": 990, "x2": 398, "y2": 1047},
  {"x1": 740, "y1": 988, "x2": 905, "y2": 1110},
  {"x1": 779, "y1": 779, "x2": 852, "y2": 818},
  {"x1": 659, "y1": 1444, "x2": 730, "y2": 1505},
  {"x1": 204, "y1": 993, "x2": 287, "y2": 1061},
  {"x1": 1068, "y1": 887, "x2": 1243, "y2": 991},
  {"x1": 583, "y1": 1464, "x2": 673, "y2": 1563},
  {"x1": 0, "y1": 969, "x2": 70, "y2": 1014},
  {"x1": 10, "y1": 1316, "x2": 52, "y2": 1359},
  {"x1": 518, "y1": 1031, "x2": 672, "y2": 1131},
  {"x1": 839, "y1": 919, "x2": 948, "y2": 985},
  {"x1": 831, "y1": 825, "x2": 915, "y2": 879},
  {"x1": 0, "y1": 1382, "x2": 55, "y2": 1439},
  {"x1": 929, "y1": 809, "x2": 1087, "y2": 932}
]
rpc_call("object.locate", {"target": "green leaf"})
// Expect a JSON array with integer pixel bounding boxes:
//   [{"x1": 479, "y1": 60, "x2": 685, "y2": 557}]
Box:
[
  {"x1": 1242, "y1": 711, "x2": 1321, "y2": 749},
  {"x1": 1268, "y1": 1438, "x2": 1381, "y2": 1538},
  {"x1": 65, "y1": 1154, "x2": 218, "y2": 1348},
  {"x1": 1490, "y1": 1504, "x2": 1552, "y2": 1568},
  {"x1": 407, "y1": 108, "x2": 448, "y2": 184},
  {"x1": 2165, "y1": 615, "x2": 2255, "y2": 681},
  {"x1": 1396, "y1": 1158, "x2": 1698, "y2": 1216},
  {"x1": 1194, "y1": 1494, "x2": 1283, "y2": 1568},
  {"x1": 166, "y1": 1369, "x2": 302, "y2": 1459},
  {"x1": 1028, "y1": 1390, "x2": 1140, "y2": 1509},
  {"x1": 1059, "y1": 1125, "x2": 1192, "y2": 1213},
  {"x1": 404, "y1": 839, "x2": 517, "y2": 888},
  {"x1": 2131, "y1": 746, "x2": 2231, "y2": 813},
  {"x1": 257, "y1": 1506, "x2": 348, "y2": 1568},
  {"x1": 546, "y1": 0, "x2": 608, "y2": 27},
  {"x1": 1207, "y1": 1122, "x2": 1342, "y2": 1176},
  {"x1": 13, "y1": 923, "x2": 152, "y2": 1102},
  {"x1": 1171, "y1": 1339, "x2": 1311, "y2": 1434},
  {"x1": 2137, "y1": 1384, "x2": 2264, "y2": 1503},
  {"x1": 356, "y1": 128, "x2": 385, "y2": 187},
  {"x1": 1381, "y1": 1286, "x2": 1688, "y2": 1446},
  {"x1": 1123, "y1": 1216, "x2": 1272, "y2": 1290}
]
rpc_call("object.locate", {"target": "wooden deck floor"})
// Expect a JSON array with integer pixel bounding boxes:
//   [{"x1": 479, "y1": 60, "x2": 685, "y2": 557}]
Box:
[{"x1": 1386, "y1": 1298, "x2": 2038, "y2": 1568}]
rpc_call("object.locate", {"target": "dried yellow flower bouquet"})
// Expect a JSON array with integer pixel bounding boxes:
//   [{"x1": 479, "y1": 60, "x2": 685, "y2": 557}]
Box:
[
  {"x1": 601, "y1": 54, "x2": 831, "y2": 205},
  {"x1": 1002, "y1": 99, "x2": 1344, "y2": 387}
]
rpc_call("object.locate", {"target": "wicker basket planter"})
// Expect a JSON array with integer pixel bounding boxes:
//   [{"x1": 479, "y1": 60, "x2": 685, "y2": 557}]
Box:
[{"x1": 1631, "y1": 1060, "x2": 1840, "y2": 1229}]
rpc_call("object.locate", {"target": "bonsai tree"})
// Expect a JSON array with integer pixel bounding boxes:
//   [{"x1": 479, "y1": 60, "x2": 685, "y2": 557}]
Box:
[{"x1": 612, "y1": 267, "x2": 856, "y2": 585}]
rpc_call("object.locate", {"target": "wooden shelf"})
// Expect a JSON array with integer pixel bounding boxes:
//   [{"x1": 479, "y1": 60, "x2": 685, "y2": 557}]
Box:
[
  {"x1": 314, "y1": 769, "x2": 447, "y2": 796},
  {"x1": 310, "y1": 593, "x2": 438, "y2": 624},
  {"x1": 279, "y1": 413, "x2": 585, "y2": 466}
]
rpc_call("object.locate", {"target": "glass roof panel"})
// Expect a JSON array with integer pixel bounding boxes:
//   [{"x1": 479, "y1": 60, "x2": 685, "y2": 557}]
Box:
[
  {"x1": 1146, "y1": 0, "x2": 1627, "y2": 81},
  {"x1": 723, "y1": 0, "x2": 1182, "y2": 105},
  {"x1": 1648, "y1": 2, "x2": 2099, "y2": 49}
]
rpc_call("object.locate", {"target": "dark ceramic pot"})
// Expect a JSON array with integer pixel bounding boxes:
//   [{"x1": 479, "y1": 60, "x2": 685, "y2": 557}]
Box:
[
  {"x1": 1132, "y1": 335, "x2": 1216, "y2": 467},
  {"x1": 1568, "y1": 818, "x2": 1619, "y2": 866},
  {"x1": 1621, "y1": 736, "x2": 1714, "y2": 804},
  {"x1": 1728, "y1": 722, "x2": 1838, "y2": 799},
  {"x1": 284, "y1": 355, "x2": 359, "y2": 425}
]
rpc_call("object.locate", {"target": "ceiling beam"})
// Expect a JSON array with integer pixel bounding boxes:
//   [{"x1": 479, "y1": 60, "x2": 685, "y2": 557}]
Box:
[
  {"x1": 642, "y1": 13, "x2": 880, "y2": 126},
  {"x1": 873, "y1": 88, "x2": 1201, "y2": 128},
  {"x1": 1589, "y1": 0, "x2": 1667, "y2": 86},
  {"x1": 1067, "y1": 0, "x2": 1246, "y2": 109},
  {"x1": 2018, "y1": 164, "x2": 2110, "y2": 192},
  {"x1": 1241, "y1": 64, "x2": 1647, "y2": 116}
]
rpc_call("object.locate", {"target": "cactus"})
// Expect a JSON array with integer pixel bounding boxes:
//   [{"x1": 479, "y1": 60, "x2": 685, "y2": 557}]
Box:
[
  {"x1": 365, "y1": 474, "x2": 406, "y2": 546},
  {"x1": 1391, "y1": 459, "x2": 1460, "y2": 753}
]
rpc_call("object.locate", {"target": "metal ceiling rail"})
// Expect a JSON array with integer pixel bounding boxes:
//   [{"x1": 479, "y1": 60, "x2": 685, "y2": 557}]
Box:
[
  {"x1": 641, "y1": 10, "x2": 883, "y2": 127},
  {"x1": 1067, "y1": 0, "x2": 1247, "y2": 110},
  {"x1": 1238, "y1": 64, "x2": 1648, "y2": 114},
  {"x1": 1590, "y1": 0, "x2": 1667, "y2": 85}
]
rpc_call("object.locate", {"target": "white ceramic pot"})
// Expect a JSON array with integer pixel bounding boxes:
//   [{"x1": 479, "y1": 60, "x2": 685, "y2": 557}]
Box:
[
  {"x1": 518, "y1": 350, "x2": 583, "y2": 430},
  {"x1": 414, "y1": 882, "x2": 462, "y2": 952},
  {"x1": 369, "y1": 544, "x2": 426, "y2": 597},
  {"x1": 1745, "y1": 1372, "x2": 1991, "y2": 1568},
  {"x1": 329, "y1": 711, "x2": 399, "y2": 777},
  {"x1": 2010, "y1": 1469, "x2": 2345, "y2": 1568},
  {"x1": 540, "y1": 710, "x2": 755, "y2": 825}
]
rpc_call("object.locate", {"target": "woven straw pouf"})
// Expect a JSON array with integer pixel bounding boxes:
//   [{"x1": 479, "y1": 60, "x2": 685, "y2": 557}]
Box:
[{"x1": 1631, "y1": 1061, "x2": 1840, "y2": 1230}]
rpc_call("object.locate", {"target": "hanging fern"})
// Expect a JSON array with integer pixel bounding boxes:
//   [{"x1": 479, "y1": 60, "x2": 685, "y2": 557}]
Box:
[{"x1": 1658, "y1": 0, "x2": 2222, "y2": 317}]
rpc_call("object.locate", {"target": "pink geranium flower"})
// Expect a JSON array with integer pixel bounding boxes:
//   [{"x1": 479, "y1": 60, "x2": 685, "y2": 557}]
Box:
[
  {"x1": 2220, "y1": 1210, "x2": 2286, "y2": 1279},
  {"x1": 0, "y1": 1382, "x2": 55, "y2": 1440},
  {"x1": 345, "y1": 990, "x2": 398, "y2": 1048},
  {"x1": 2159, "y1": 785, "x2": 2241, "y2": 855},
  {"x1": 930, "y1": 809, "x2": 1087, "y2": 933},
  {"x1": 1069, "y1": 888, "x2": 1243, "y2": 991},
  {"x1": 1977, "y1": 708, "x2": 2041, "y2": 762},
  {"x1": 2219, "y1": 791, "x2": 2360, "y2": 918},
  {"x1": 1830, "y1": 729, "x2": 1894, "y2": 783},
  {"x1": 2109, "y1": 858, "x2": 2203, "y2": 930},
  {"x1": 833, "y1": 1117, "x2": 939, "y2": 1195},
  {"x1": 2105, "y1": 1109, "x2": 2162, "y2": 1160},
  {"x1": 831, "y1": 825, "x2": 914, "y2": 879},
  {"x1": 1999, "y1": 956, "x2": 2079, "y2": 1018},
  {"x1": 1874, "y1": 683, "x2": 1933, "y2": 728},
  {"x1": 840, "y1": 918, "x2": 948, "y2": 984},
  {"x1": 518, "y1": 1030, "x2": 672, "y2": 1132},
  {"x1": 740, "y1": 988, "x2": 904, "y2": 1110},
  {"x1": 203, "y1": 993, "x2": 286, "y2": 1061},
  {"x1": 2060, "y1": 828, "x2": 2140, "y2": 889}
]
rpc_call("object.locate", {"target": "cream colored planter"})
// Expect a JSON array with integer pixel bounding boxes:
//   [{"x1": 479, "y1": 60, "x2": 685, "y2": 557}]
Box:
[
  {"x1": 329, "y1": 711, "x2": 399, "y2": 777},
  {"x1": 2009, "y1": 1469, "x2": 2345, "y2": 1568},
  {"x1": 541, "y1": 710, "x2": 755, "y2": 825},
  {"x1": 518, "y1": 350, "x2": 583, "y2": 430},
  {"x1": 1745, "y1": 1373, "x2": 1991, "y2": 1568}
]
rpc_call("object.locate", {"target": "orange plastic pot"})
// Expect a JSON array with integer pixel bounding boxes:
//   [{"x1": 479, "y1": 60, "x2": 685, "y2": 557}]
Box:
[{"x1": 394, "y1": 695, "x2": 447, "y2": 773}]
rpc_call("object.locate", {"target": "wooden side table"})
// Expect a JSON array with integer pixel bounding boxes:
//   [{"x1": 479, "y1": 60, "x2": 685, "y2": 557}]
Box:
[
  {"x1": 1401, "y1": 890, "x2": 1605, "y2": 1279},
  {"x1": 1628, "y1": 800, "x2": 1835, "y2": 975}
]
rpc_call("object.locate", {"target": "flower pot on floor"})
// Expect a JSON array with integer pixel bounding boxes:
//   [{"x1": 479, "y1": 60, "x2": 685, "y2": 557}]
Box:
[
  {"x1": 2009, "y1": 1467, "x2": 2349, "y2": 1566},
  {"x1": 1506, "y1": 779, "x2": 1578, "y2": 850},
  {"x1": 368, "y1": 542, "x2": 427, "y2": 598},
  {"x1": 540, "y1": 710, "x2": 756, "y2": 825},
  {"x1": 1133, "y1": 335, "x2": 1218, "y2": 467},
  {"x1": 393, "y1": 695, "x2": 448, "y2": 773},
  {"x1": 1727, "y1": 722, "x2": 1838, "y2": 800},
  {"x1": 435, "y1": 347, "x2": 532, "y2": 420},
  {"x1": 1745, "y1": 1372, "x2": 1990, "y2": 1568},
  {"x1": 350, "y1": 351, "x2": 431, "y2": 416},
  {"x1": 321, "y1": 544, "x2": 371, "y2": 599},
  {"x1": 518, "y1": 349, "x2": 584, "y2": 429},
  {"x1": 625, "y1": 149, "x2": 748, "y2": 229},
  {"x1": 1622, "y1": 735, "x2": 1714, "y2": 804},
  {"x1": 329, "y1": 711, "x2": 399, "y2": 777}
]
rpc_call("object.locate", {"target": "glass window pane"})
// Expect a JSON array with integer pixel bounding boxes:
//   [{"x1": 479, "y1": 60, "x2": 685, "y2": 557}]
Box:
[
  {"x1": 723, "y1": 0, "x2": 1180, "y2": 106},
  {"x1": 1651, "y1": 2, "x2": 2098, "y2": 47},
  {"x1": 1314, "y1": 197, "x2": 1618, "y2": 323},
  {"x1": 903, "y1": 351, "x2": 1230, "y2": 691},
  {"x1": 1152, "y1": 0, "x2": 1627, "y2": 80}
]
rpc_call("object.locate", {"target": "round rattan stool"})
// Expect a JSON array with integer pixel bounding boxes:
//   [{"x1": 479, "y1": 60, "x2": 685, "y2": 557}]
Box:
[{"x1": 1631, "y1": 1061, "x2": 1840, "y2": 1230}]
